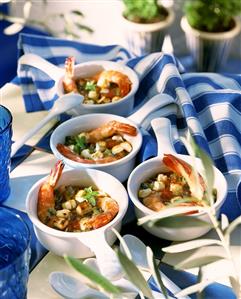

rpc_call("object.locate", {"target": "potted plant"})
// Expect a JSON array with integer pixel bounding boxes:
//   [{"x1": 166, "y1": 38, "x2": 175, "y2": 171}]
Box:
[
  {"x1": 181, "y1": 0, "x2": 241, "y2": 72},
  {"x1": 121, "y1": 0, "x2": 174, "y2": 56}
]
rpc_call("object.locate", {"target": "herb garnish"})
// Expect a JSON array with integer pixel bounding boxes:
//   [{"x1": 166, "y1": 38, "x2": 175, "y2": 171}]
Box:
[
  {"x1": 83, "y1": 187, "x2": 99, "y2": 206},
  {"x1": 85, "y1": 81, "x2": 96, "y2": 91}
]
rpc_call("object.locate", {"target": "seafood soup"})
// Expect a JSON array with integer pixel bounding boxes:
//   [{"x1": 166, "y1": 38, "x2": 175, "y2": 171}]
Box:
[
  {"x1": 138, "y1": 154, "x2": 217, "y2": 212},
  {"x1": 37, "y1": 161, "x2": 119, "y2": 232},
  {"x1": 56, "y1": 120, "x2": 137, "y2": 164},
  {"x1": 63, "y1": 57, "x2": 132, "y2": 104}
]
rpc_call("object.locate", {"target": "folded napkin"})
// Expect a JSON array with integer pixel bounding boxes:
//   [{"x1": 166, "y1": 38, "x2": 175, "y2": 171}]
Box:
[{"x1": 17, "y1": 33, "x2": 241, "y2": 220}]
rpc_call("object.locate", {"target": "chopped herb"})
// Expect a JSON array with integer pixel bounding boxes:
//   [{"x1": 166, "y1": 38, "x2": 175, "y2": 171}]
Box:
[
  {"x1": 47, "y1": 208, "x2": 56, "y2": 216},
  {"x1": 83, "y1": 186, "x2": 99, "y2": 206},
  {"x1": 140, "y1": 182, "x2": 150, "y2": 189},
  {"x1": 85, "y1": 80, "x2": 96, "y2": 91}
]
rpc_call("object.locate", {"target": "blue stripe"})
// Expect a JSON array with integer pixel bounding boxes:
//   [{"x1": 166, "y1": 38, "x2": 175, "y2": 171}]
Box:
[
  {"x1": 215, "y1": 154, "x2": 241, "y2": 173},
  {"x1": 184, "y1": 76, "x2": 224, "y2": 89}
]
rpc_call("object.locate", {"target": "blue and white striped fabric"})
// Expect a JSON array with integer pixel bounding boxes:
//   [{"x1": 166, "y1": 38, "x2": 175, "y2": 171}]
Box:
[{"x1": 17, "y1": 33, "x2": 241, "y2": 221}]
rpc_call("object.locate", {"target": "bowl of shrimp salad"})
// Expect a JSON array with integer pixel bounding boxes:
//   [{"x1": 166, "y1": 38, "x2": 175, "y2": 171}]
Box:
[
  {"x1": 50, "y1": 113, "x2": 142, "y2": 182},
  {"x1": 59, "y1": 58, "x2": 139, "y2": 117},
  {"x1": 26, "y1": 162, "x2": 128, "y2": 258},
  {"x1": 128, "y1": 153, "x2": 227, "y2": 241}
]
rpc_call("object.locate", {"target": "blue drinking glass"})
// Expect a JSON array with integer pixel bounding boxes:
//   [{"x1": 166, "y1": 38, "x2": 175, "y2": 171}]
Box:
[
  {"x1": 0, "y1": 208, "x2": 31, "y2": 299},
  {"x1": 0, "y1": 105, "x2": 12, "y2": 203}
]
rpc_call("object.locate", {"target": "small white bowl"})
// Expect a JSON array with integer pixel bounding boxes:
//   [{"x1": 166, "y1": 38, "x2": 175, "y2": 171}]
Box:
[
  {"x1": 26, "y1": 168, "x2": 128, "y2": 258},
  {"x1": 127, "y1": 118, "x2": 227, "y2": 241},
  {"x1": 18, "y1": 54, "x2": 139, "y2": 117},
  {"x1": 50, "y1": 113, "x2": 143, "y2": 182}
]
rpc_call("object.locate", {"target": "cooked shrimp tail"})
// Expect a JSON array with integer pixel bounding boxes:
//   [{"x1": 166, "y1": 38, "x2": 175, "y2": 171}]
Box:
[
  {"x1": 63, "y1": 56, "x2": 78, "y2": 93},
  {"x1": 163, "y1": 154, "x2": 206, "y2": 198},
  {"x1": 90, "y1": 196, "x2": 119, "y2": 229},
  {"x1": 57, "y1": 143, "x2": 125, "y2": 164},
  {"x1": 97, "y1": 70, "x2": 131, "y2": 97},
  {"x1": 87, "y1": 120, "x2": 137, "y2": 143},
  {"x1": 37, "y1": 161, "x2": 65, "y2": 224}
]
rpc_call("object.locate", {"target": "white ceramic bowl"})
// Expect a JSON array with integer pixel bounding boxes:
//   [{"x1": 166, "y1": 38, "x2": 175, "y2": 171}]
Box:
[
  {"x1": 50, "y1": 113, "x2": 143, "y2": 182},
  {"x1": 127, "y1": 118, "x2": 227, "y2": 241},
  {"x1": 18, "y1": 54, "x2": 139, "y2": 117},
  {"x1": 26, "y1": 168, "x2": 128, "y2": 258}
]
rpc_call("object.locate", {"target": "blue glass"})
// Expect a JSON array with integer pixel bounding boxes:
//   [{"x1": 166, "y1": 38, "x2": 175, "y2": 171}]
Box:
[
  {"x1": 0, "y1": 208, "x2": 31, "y2": 299},
  {"x1": 0, "y1": 105, "x2": 12, "y2": 203}
]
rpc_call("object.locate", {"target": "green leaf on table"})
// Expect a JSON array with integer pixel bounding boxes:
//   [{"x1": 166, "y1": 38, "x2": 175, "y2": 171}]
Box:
[
  {"x1": 162, "y1": 239, "x2": 222, "y2": 253},
  {"x1": 175, "y1": 279, "x2": 216, "y2": 297},
  {"x1": 71, "y1": 10, "x2": 84, "y2": 16},
  {"x1": 64, "y1": 256, "x2": 120, "y2": 294},
  {"x1": 175, "y1": 256, "x2": 225, "y2": 270},
  {"x1": 138, "y1": 206, "x2": 206, "y2": 226},
  {"x1": 221, "y1": 214, "x2": 229, "y2": 231},
  {"x1": 150, "y1": 215, "x2": 211, "y2": 229},
  {"x1": 146, "y1": 247, "x2": 168, "y2": 299},
  {"x1": 117, "y1": 249, "x2": 154, "y2": 299}
]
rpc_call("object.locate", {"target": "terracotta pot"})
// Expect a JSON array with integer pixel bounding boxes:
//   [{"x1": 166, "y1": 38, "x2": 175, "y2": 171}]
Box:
[
  {"x1": 181, "y1": 16, "x2": 241, "y2": 72},
  {"x1": 121, "y1": 8, "x2": 174, "y2": 56}
]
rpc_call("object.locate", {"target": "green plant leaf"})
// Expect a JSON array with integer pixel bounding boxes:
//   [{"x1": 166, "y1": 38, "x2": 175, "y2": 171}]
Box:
[
  {"x1": 64, "y1": 256, "x2": 120, "y2": 294},
  {"x1": 162, "y1": 239, "x2": 222, "y2": 253},
  {"x1": 146, "y1": 247, "x2": 168, "y2": 299},
  {"x1": 221, "y1": 214, "x2": 229, "y2": 231},
  {"x1": 225, "y1": 215, "x2": 241, "y2": 237},
  {"x1": 138, "y1": 206, "x2": 206, "y2": 226},
  {"x1": 71, "y1": 10, "x2": 84, "y2": 16},
  {"x1": 112, "y1": 228, "x2": 132, "y2": 260},
  {"x1": 175, "y1": 278, "x2": 216, "y2": 297},
  {"x1": 151, "y1": 215, "x2": 211, "y2": 228},
  {"x1": 175, "y1": 256, "x2": 225, "y2": 270},
  {"x1": 117, "y1": 250, "x2": 154, "y2": 299},
  {"x1": 75, "y1": 23, "x2": 94, "y2": 33}
]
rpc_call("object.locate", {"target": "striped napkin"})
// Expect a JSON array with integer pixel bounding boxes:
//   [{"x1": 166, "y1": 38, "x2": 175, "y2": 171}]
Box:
[{"x1": 17, "y1": 33, "x2": 241, "y2": 221}]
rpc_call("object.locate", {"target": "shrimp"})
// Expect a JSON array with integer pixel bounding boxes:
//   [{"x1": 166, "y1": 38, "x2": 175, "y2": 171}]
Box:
[
  {"x1": 63, "y1": 56, "x2": 78, "y2": 94},
  {"x1": 97, "y1": 70, "x2": 131, "y2": 97},
  {"x1": 86, "y1": 120, "x2": 137, "y2": 143},
  {"x1": 37, "y1": 161, "x2": 65, "y2": 224},
  {"x1": 163, "y1": 154, "x2": 206, "y2": 199},
  {"x1": 56, "y1": 143, "x2": 126, "y2": 164},
  {"x1": 88, "y1": 196, "x2": 119, "y2": 229},
  {"x1": 142, "y1": 193, "x2": 165, "y2": 212}
]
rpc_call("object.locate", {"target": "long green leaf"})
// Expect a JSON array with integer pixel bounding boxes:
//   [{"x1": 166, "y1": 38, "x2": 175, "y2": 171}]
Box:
[
  {"x1": 138, "y1": 206, "x2": 206, "y2": 226},
  {"x1": 64, "y1": 256, "x2": 120, "y2": 294},
  {"x1": 221, "y1": 214, "x2": 229, "y2": 231},
  {"x1": 175, "y1": 256, "x2": 225, "y2": 270},
  {"x1": 175, "y1": 279, "x2": 216, "y2": 297},
  {"x1": 151, "y1": 215, "x2": 211, "y2": 228},
  {"x1": 225, "y1": 215, "x2": 241, "y2": 237},
  {"x1": 162, "y1": 239, "x2": 222, "y2": 253},
  {"x1": 117, "y1": 250, "x2": 154, "y2": 299},
  {"x1": 112, "y1": 228, "x2": 132, "y2": 260},
  {"x1": 146, "y1": 247, "x2": 168, "y2": 299}
]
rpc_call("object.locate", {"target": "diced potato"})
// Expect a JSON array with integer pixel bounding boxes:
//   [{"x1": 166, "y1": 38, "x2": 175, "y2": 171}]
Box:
[
  {"x1": 76, "y1": 201, "x2": 93, "y2": 216},
  {"x1": 138, "y1": 188, "x2": 152, "y2": 198},
  {"x1": 120, "y1": 141, "x2": 132, "y2": 152},
  {"x1": 100, "y1": 88, "x2": 109, "y2": 94},
  {"x1": 157, "y1": 174, "x2": 168, "y2": 182},
  {"x1": 79, "y1": 217, "x2": 93, "y2": 231},
  {"x1": 112, "y1": 144, "x2": 124, "y2": 155},
  {"x1": 170, "y1": 183, "x2": 183, "y2": 196},
  {"x1": 96, "y1": 141, "x2": 106, "y2": 152},
  {"x1": 112, "y1": 96, "x2": 121, "y2": 102},
  {"x1": 81, "y1": 149, "x2": 92, "y2": 159},
  {"x1": 112, "y1": 135, "x2": 123, "y2": 142},
  {"x1": 56, "y1": 209, "x2": 70, "y2": 218},
  {"x1": 88, "y1": 90, "x2": 97, "y2": 99},
  {"x1": 62, "y1": 199, "x2": 77, "y2": 210},
  {"x1": 152, "y1": 181, "x2": 165, "y2": 191},
  {"x1": 92, "y1": 150, "x2": 104, "y2": 159},
  {"x1": 53, "y1": 218, "x2": 69, "y2": 230},
  {"x1": 75, "y1": 189, "x2": 86, "y2": 203},
  {"x1": 85, "y1": 100, "x2": 95, "y2": 104}
]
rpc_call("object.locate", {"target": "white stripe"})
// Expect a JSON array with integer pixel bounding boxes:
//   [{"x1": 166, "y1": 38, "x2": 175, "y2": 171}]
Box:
[
  {"x1": 198, "y1": 103, "x2": 241, "y2": 132},
  {"x1": 209, "y1": 135, "x2": 241, "y2": 159},
  {"x1": 24, "y1": 45, "x2": 127, "y2": 63},
  {"x1": 183, "y1": 73, "x2": 241, "y2": 90},
  {"x1": 225, "y1": 172, "x2": 241, "y2": 192}
]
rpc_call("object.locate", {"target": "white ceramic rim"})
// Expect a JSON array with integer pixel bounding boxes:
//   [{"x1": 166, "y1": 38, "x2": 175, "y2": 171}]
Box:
[
  {"x1": 121, "y1": 8, "x2": 175, "y2": 32},
  {"x1": 181, "y1": 16, "x2": 241, "y2": 40},
  {"x1": 26, "y1": 168, "x2": 129, "y2": 238},
  {"x1": 127, "y1": 155, "x2": 227, "y2": 217},
  {"x1": 57, "y1": 60, "x2": 139, "y2": 108},
  {"x1": 50, "y1": 113, "x2": 143, "y2": 169}
]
